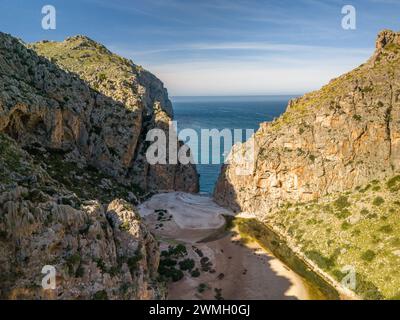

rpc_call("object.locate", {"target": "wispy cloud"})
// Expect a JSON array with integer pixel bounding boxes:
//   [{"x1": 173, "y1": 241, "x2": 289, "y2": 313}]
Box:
[
  {"x1": 109, "y1": 41, "x2": 372, "y2": 58},
  {"x1": 106, "y1": 30, "x2": 374, "y2": 96}
]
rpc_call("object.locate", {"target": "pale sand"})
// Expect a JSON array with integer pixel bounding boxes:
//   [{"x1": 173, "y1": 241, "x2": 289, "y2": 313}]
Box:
[
  {"x1": 138, "y1": 192, "x2": 311, "y2": 300},
  {"x1": 138, "y1": 192, "x2": 231, "y2": 230}
]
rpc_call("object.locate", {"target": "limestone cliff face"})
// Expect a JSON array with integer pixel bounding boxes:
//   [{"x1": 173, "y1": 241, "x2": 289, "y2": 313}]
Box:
[
  {"x1": 0, "y1": 133, "x2": 163, "y2": 299},
  {"x1": 215, "y1": 30, "x2": 400, "y2": 214},
  {"x1": 0, "y1": 32, "x2": 198, "y2": 194}
]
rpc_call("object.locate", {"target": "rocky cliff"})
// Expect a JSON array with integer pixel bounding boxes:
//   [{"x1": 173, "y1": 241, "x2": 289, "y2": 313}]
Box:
[
  {"x1": 215, "y1": 30, "x2": 400, "y2": 214},
  {"x1": 29, "y1": 36, "x2": 198, "y2": 193},
  {"x1": 0, "y1": 32, "x2": 198, "y2": 299},
  {"x1": 0, "y1": 133, "x2": 162, "y2": 299},
  {"x1": 0, "y1": 32, "x2": 198, "y2": 195},
  {"x1": 214, "y1": 30, "x2": 400, "y2": 300}
]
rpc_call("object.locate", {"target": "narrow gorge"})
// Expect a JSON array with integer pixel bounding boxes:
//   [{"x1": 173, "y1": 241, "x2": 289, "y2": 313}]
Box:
[{"x1": 1, "y1": 29, "x2": 400, "y2": 301}]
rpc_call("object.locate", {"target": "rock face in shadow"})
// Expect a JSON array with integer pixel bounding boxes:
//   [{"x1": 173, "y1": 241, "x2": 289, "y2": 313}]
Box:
[
  {"x1": 0, "y1": 32, "x2": 198, "y2": 194},
  {"x1": 0, "y1": 133, "x2": 163, "y2": 299},
  {"x1": 214, "y1": 30, "x2": 400, "y2": 215}
]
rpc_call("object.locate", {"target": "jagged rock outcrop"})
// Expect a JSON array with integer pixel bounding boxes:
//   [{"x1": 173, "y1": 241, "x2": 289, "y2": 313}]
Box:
[
  {"x1": 215, "y1": 30, "x2": 400, "y2": 214},
  {"x1": 0, "y1": 32, "x2": 198, "y2": 195},
  {"x1": 0, "y1": 133, "x2": 163, "y2": 299}
]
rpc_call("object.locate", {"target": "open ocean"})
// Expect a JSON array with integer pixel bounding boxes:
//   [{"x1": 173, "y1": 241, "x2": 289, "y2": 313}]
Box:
[{"x1": 172, "y1": 95, "x2": 295, "y2": 194}]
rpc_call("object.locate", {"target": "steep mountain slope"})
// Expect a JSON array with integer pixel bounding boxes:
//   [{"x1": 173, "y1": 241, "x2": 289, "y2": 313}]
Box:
[
  {"x1": 214, "y1": 30, "x2": 400, "y2": 299},
  {"x1": 0, "y1": 32, "x2": 198, "y2": 299},
  {"x1": 30, "y1": 36, "x2": 198, "y2": 193},
  {"x1": 0, "y1": 32, "x2": 198, "y2": 195}
]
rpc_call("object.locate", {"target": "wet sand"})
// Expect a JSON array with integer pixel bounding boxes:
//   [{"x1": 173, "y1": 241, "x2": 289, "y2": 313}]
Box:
[{"x1": 138, "y1": 192, "x2": 311, "y2": 300}]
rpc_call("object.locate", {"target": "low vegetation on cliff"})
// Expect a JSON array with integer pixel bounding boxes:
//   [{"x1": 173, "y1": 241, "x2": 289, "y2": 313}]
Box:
[{"x1": 265, "y1": 175, "x2": 400, "y2": 299}]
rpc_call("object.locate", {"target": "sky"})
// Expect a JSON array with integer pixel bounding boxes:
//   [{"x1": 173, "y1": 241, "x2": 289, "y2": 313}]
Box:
[{"x1": 1, "y1": 0, "x2": 399, "y2": 96}]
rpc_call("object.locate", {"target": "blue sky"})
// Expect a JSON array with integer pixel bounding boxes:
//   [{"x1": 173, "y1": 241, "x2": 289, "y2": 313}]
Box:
[{"x1": 1, "y1": 0, "x2": 399, "y2": 95}]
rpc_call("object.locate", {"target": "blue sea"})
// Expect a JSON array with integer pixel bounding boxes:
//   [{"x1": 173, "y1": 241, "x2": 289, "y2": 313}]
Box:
[{"x1": 172, "y1": 95, "x2": 294, "y2": 194}]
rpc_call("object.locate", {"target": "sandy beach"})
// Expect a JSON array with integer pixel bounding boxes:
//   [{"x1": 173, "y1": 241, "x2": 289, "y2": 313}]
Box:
[{"x1": 138, "y1": 192, "x2": 311, "y2": 300}]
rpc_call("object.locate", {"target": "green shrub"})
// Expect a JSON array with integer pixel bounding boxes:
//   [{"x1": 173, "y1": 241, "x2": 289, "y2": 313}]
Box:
[
  {"x1": 75, "y1": 265, "x2": 85, "y2": 278},
  {"x1": 334, "y1": 196, "x2": 351, "y2": 210},
  {"x1": 161, "y1": 244, "x2": 187, "y2": 258},
  {"x1": 305, "y1": 250, "x2": 336, "y2": 271},
  {"x1": 65, "y1": 253, "x2": 81, "y2": 276},
  {"x1": 197, "y1": 283, "x2": 207, "y2": 293},
  {"x1": 335, "y1": 209, "x2": 351, "y2": 219},
  {"x1": 93, "y1": 290, "x2": 108, "y2": 300},
  {"x1": 361, "y1": 250, "x2": 376, "y2": 262},
  {"x1": 119, "y1": 221, "x2": 130, "y2": 231},
  {"x1": 170, "y1": 269, "x2": 184, "y2": 282},
  {"x1": 158, "y1": 255, "x2": 185, "y2": 282},
  {"x1": 367, "y1": 213, "x2": 378, "y2": 219},
  {"x1": 96, "y1": 258, "x2": 107, "y2": 273},
  {"x1": 214, "y1": 288, "x2": 224, "y2": 300},
  {"x1": 386, "y1": 176, "x2": 400, "y2": 192},
  {"x1": 191, "y1": 269, "x2": 200, "y2": 277},
  {"x1": 379, "y1": 225, "x2": 393, "y2": 234},
  {"x1": 373, "y1": 197, "x2": 385, "y2": 206},
  {"x1": 179, "y1": 259, "x2": 195, "y2": 271},
  {"x1": 359, "y1": 184, "x2": 371, "y2": 193},
  {"x1": 331, "y1": 269, "x2": 347, "y2": 281},
  {"x1": 66, "y1": 254, "x2": 81, "y2": 266},
  {"x1": 341, "y1": 221, "x2": 351, "y2": 230},
  {"x1": 127, "y1": 251, "x2": 143, "y2": 273},
  {"x1": 98, "y1": 73, "x2": 107, "y2": 81},
  {"x1": 158, "y1": 264, "x2": 184, "y2": 282},
  {"x1": 0, "y1": 230, "x2": 7, "y2": 239},
  {"x1": 108, "y1": 266, "x2": 118, "y2": 277},
  {"x1": 159, "y1": 258, "x2": 177, "y2": 268}
]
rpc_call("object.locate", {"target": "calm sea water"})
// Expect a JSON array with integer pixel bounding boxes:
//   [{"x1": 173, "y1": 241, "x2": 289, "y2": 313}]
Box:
[{"x1": 172, "y1": 95, "x2": 294, "y2": 194}]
